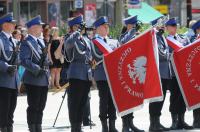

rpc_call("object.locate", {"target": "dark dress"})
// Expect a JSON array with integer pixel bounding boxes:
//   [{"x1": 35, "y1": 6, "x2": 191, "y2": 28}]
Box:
[{"x1": 50, "y1": 39, "x2": 63, "y2": 68}]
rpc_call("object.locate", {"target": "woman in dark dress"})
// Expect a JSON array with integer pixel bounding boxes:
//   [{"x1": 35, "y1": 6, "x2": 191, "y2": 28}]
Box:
[{"x1": 48, "y1": 27, "x2": 64, "y2": 88}]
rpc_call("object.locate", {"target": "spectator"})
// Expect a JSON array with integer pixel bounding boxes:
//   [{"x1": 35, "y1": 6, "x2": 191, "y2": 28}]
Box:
[{"x1": 48, "y1": 27, "x2": 64, "y2": 89}]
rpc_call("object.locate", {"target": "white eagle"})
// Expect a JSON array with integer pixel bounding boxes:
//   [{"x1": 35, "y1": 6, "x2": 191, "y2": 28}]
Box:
[{"x1": 127, "y1": 56, "x2": 147, "y2": 84}]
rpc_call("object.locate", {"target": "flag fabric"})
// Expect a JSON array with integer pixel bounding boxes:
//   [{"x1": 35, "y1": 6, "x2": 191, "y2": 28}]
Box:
[
  {"x1": 171, "y1": 39, "x2": 200, "y2": 110},
  {"x1": 103, "y1": 29, "x2": 163, "y2": 116},
  {"x1": 92, "y1": 37, "x2": 113, "y2": 55},
  {"x1": 166, "y1": 37, "x2": 183, "y2": 51}
]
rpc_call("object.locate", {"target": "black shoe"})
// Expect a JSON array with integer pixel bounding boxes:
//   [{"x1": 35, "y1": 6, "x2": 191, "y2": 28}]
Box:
[
  {"x1": 149, "y1": 116, "x2": 169, "y2": 132},
  {"x1": 0, "y1": 127, "x2": 7, "y2": 132},
  {"x1": 28, "y1": 124, "x2": 37, "y2": 132},
  {"x1": 178, "y1": 114, "x2": 193, "y2": 130},
  {"x1": 71, "y1": 123, "x2": 82, "y2": 132},
  {"x1": 7, "y1": 126, "x2": 13, "y2": 132},
  {"x1": 122, "y1": 118, "x2": 132, "y2": 132},
  {"x1": 109, "y1": 120, "x2": 118, "y2": 132},
  {"x1": 101, "y1": 120, "x2": 108, "y2": 132},
  {"x1": 170, "y1": 114, "x2": 180, "y2": 130},
  {"x1": 128, "y1": 116, "x2": 145, "y2": 132},
  {"x1": 83, "y1": 120, "x2": 96, "y2": 126}
]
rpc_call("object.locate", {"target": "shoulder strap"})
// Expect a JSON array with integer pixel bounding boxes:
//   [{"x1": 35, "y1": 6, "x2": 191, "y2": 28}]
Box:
[
  {"x1": 26, "y1": 40, "x2": 41, "y2": 61},
  {"x1": 92, "y1": 37, "x2": 113, "y2": 55},
  {"x1": 0, "y1": 37, "x2": 13, "y2": 61}
]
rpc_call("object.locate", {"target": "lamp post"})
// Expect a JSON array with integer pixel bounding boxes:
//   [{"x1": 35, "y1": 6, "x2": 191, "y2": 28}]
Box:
[{"x1": 187, "y1": 0, "x2": 192, "y2": 27}]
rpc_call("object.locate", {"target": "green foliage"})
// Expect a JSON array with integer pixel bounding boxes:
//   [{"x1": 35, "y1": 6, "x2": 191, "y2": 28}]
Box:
[
  {"x1": 177, "y1": 26, "x2": 188, "y2": 34},
  {"x1": 109, "y1": 24, "x2": 151, "y2": 39},
  {"x1": 109, "y1": 24, "x2": 123, "y2": 39}
]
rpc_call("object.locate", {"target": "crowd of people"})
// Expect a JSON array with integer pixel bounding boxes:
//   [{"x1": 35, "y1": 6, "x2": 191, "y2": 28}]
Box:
[{"x1": 0, "y1": 12, "x2": 200, "y2": 132}]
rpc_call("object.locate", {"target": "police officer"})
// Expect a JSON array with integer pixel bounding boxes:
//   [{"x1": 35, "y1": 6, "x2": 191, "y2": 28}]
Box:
[
  {"x1": 165, "y1": 18, "x2": 193, "y2": 130},
  {"x1": 191, "y1": 20, "x2": 200, "y2": 43},
  {"x1": 64, "y1": 15, "x2": 93, "y2": 132},
  {"x1": 0, "y1": 13, "x2": 19, "y2": 132},
  {"x1": 20, "y1": 15, "x2": 49, "y2": 132},
  {"x1": 191, "y1": 19, "x2": 200, "y2": 128},
  {"x1": 118, "y1": 15, "x2": 144, "y2": 132},
  {"x1": 148, "y1": 17, "x2": 171, "y2": 132},
  {"x1": 91, "y1": 16, "x2": 118, "y2": 132}
]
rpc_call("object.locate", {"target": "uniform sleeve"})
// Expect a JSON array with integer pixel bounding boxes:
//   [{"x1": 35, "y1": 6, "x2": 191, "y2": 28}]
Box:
[
  {"x1": 0, "y1": 39, "x2": 9, "y2": 72},
  {"x1": 119, "y1": 28, "x2": 136, "y2": 44},
  {"x1": 64, "y1": 31, "x2": 80, "y2": 50},
  {"x1": 157, "y1": 35, "x2": 170, "y2": 61},
  {"x1": 19, "y1": 41, "x2": 41, "y2": 76},
  {"x1": 0, "y1": 60, "x2": 9, "y2": 72}
]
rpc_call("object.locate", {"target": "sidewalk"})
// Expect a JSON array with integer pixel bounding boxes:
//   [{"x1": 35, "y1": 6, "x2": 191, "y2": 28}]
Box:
[{"x1": 14, "y1": 90, "x2": 198, "y2": 132}]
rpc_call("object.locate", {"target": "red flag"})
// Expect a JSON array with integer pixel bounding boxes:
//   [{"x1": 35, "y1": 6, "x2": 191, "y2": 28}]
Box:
[
  {"x1": 166, "y1": 37, "x2": 183, "y2": 51},
  {"x1": 103, "y1": 29, "x2": 163, "y2": 116},
  {"x1": 92, "y1": 37, "x2": 113, "y2": 55},
  {"x1": 171, "y1": 39, "x2": 200, "y2": 110}
]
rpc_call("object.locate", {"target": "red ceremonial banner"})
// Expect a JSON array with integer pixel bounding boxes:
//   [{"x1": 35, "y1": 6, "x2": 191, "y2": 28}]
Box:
[
  {"x1": 103, "y1": 29, "x2": 163, "y2": 116},
  {"x1": 171, "y1": 40, "x2": 200, "y2": 110},
  {"x1": 166, "y1": 37, "x2": 183, "y2": 51}
]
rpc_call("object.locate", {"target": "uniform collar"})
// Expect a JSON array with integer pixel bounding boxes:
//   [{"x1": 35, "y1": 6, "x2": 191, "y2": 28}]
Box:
[
  {"x1": 28, "y1": 34, "x2": 38, "y2": 42},
  {"x1": 168, "y1": 33, "x2": 178, "y2": 38},
  {"x1": 2, "y1": 31, "x2": 12, "y2": 39},
  {"x1": 95, "y1": 34, "x2": 108, "y2": 40}
]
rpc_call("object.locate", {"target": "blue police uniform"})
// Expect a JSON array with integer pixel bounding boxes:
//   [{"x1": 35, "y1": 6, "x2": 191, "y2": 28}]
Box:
[
  {"x1": 19, "y1": 15, "x2": 49, "y2": 132},
  {"x1": 92, "y1": 16, "x2": 118, "y2": 132},
  {"x1": 64, "y1": 15, "x2": 92, "y2": 131},
  {"x1": 119, "y1": 15, "x2": 138, "y2": 45},
  {"x1": 191, "y1": 20, "x2": 200, "y2": 43},
  {"x1": 118, "y1": 15, "x2": 144, "y2": 132},
  {"x1": 165, "y1": 18, "x2": 193, "y2": 130},
  {"x1": 0, "y1": 13, "x2": 19, "y2": 132},
  {"x1": 148, "y1": 17, "x2": 172, "y2": 131},
  {"x1": 190, "y1": 19, "x2": 200, "y2": 128}
]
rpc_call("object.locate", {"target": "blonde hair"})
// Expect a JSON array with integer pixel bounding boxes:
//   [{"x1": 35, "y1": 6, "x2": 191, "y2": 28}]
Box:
[
  {"x1": 50, "y1": 27, "x2": 59, "y2": 37},
  {"x1": 189, "y1": 20, "x2": 197, "y2": 28}
]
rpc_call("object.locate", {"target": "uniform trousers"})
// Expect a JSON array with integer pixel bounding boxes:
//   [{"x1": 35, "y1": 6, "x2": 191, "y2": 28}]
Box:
[
  {"x1": 149, "y1": 79, "x2": 170, "y2": 116},
  {"x1": 82, "y1": 95, "x2": 91, "y2": 124},
  {"x1": 96, "y1": 81, "x2": 116, "y2": 121},
  {"x1": 149, "y1": 77, "x2": 186, "y2": 116},
  {"x1": 169, "y1": 77, "x2": 186, "y2": 114},
  {"x1": 0, "y1": 88, "x2": 17, "y2": 128},
  {"x1": 25, "y1": 84, "x2": 48, "y2": 125},
  {"x1": 67, "y1": 79, "x2": 91, "y2": 124}
]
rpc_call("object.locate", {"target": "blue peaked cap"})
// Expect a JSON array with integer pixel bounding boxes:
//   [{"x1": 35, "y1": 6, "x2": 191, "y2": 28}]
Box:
[
  {"x1": 165, "y1": 18, "x2": 177, "y2": 26},
  {"x1": 93, "y1": 16, "x2": 109, "y2": 28},
  {"x1": 124, "y1": 15, "x2": 138, "y2": 25},
  {"x1": 26, "y1": 15, "x2": 45, "y2": 28},
  {"x1": 192, "y1": 20, "x2": 200, "y2": 31},
  {"x1": 68, "y1": 15, "x2": 84, "y2": 27},
  {"x1": 0, "y1": 13, "x2": 16, "y2": 25}
]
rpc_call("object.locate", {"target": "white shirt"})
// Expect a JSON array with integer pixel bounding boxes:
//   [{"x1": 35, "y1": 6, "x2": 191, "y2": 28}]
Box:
[
  {"x1": 29, "y1": 34, "x2": 38, "y2": 42},
  {"x1": 2, "y1": 31, "x2": 12, "y2": 39}
]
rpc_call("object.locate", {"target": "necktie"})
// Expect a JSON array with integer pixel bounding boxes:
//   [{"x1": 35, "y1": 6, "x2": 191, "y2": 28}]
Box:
[
  {"x1": 103, "y1": 38, "x2": 107, "y2": 43},
  {"x1": 9, "y1": 37, "x2": 15, "y2": 49},
  {"x1": 174, "y1": 36, "x2": 177, "y2": 40},
  {"x1": 37, "y1": 39, "x2": 45, "y2": 49}
]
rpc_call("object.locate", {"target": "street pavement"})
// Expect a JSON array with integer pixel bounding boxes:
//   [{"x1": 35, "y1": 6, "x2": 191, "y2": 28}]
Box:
[{"x1": 14, "y1": 90, "x2": 199, "y2": 132}]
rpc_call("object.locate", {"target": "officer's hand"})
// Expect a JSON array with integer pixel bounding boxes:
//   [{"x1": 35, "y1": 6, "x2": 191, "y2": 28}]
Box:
[
  {"x1": 7, "y1": 65, "x2": 17, "y2": 76},
  {"x1": 39, "y1": 68, "x2": 47, "y2": 75}
]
